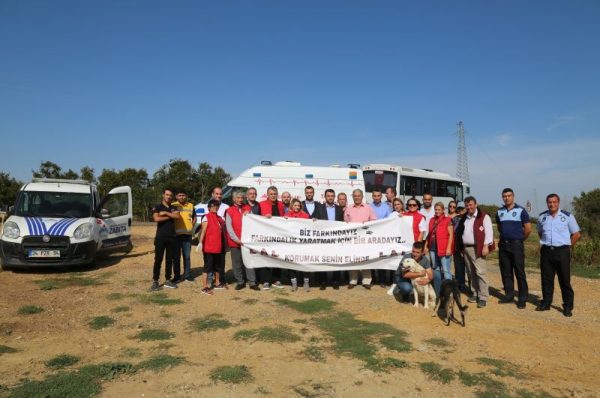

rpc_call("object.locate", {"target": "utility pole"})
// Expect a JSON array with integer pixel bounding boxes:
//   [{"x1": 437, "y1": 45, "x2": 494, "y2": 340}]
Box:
[{"x1": 456, "y1": 121, "x2": 470, "y2": 187}]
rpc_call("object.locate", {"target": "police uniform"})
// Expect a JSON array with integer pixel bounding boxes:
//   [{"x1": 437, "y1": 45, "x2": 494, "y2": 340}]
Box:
[
  {"x1": 536, "y1": 209, "x2": 580, "y2": 312},
  {"x1": 496, "y1": 204, "x2": 530, "y2": 304}
]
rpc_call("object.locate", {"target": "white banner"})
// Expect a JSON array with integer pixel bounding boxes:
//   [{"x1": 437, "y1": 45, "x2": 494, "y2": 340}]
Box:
[{"x1": 241, "y1": 214, "x2": 414, "y2": 272}]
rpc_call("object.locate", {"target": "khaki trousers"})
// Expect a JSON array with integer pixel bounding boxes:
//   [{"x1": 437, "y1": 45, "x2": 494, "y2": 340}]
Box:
[
  {"x1": 349, "y1": 269, "x2": 372, "y2": 285},
  {"x1": 463, "y1": 246, "x2": 489, "y2": 301}
]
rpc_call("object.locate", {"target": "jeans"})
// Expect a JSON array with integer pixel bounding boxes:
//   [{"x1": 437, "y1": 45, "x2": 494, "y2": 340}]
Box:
[
  {"x1": 429, "y1": 252, "x2": 451, "y2": 297},
  {"x1": 394, "y1": 274, "x2": 413, "y2": 298},
  {"x1": 174, "y1": 235, "x2": 192, "y2": 279}
]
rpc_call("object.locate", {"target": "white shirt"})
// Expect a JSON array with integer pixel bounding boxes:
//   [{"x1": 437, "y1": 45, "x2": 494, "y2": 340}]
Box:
[
  {"x1": 419, "y1": 207, "x2": 435, "y2": 224},
  {"x1": 462, "y1": 209, "x2": 493, "y2": 245}
]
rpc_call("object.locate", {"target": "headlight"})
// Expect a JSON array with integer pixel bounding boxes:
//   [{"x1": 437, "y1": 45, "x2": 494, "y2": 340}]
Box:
[
  {"x1": 2, "y1": 221, "x2": 20, "y2": 239},
  {"x1": 73, "y1": 223, "x2": 93, "y2": 240}
]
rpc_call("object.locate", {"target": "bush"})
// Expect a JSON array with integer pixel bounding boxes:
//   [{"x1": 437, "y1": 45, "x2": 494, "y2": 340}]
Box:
[
  {"x1": 573, "y1": 189, "x2": 600, "y2": 239},
  {"x1": 572, "y1": 237, "x2": 600, "y2": 268}
]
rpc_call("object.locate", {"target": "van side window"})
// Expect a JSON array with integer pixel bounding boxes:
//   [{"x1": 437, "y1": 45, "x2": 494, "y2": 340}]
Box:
[{"x1": 102, "y1": 193, "x2": 128, "y2": 218}]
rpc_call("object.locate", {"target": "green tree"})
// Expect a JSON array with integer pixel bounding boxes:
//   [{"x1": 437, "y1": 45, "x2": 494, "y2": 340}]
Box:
[
  {"x1": 80, "y1": 166, "x2": 96, "y2": 183},
  {"x1": 32, "y1": 161, "x2": 79, "y2": 180},
  {"x1": 98, "y1": 168, "x2": 154, "y2": 221},
  {"x1": 0, "y1": 172, "x2": 23, "y2": 208},
  {"x1": 573, "y1": 189, "x2": 600, "y2": 239}
]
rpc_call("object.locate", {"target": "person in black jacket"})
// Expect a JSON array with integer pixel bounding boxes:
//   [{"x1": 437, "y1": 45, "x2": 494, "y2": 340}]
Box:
[
  {"x1": 302, "y1": 186, "x2": 326, "y2": 220},
  {"x1": 316, "y1": 188, "x2": 345, "y2": 290}
]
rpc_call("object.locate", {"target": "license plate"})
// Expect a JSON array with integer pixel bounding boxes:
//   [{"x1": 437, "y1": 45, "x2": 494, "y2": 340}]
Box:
[{"x1": 28, "y1": 249, "x2": 61, "y2": 258}]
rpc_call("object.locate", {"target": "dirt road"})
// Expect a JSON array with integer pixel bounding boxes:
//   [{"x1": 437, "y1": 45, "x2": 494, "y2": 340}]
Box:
[{"x1": 1, "y1": 225, "x2": 598, "y2": 397}]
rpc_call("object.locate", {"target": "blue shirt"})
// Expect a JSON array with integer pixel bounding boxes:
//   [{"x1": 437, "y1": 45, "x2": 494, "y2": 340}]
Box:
[
  {"x1": 305, "y1": 201, "x2": 315, "y2": 217},
  {"x1": 325, "y1": 204, "x2": 336, "y2": 221},
  {"x1": 537, "y1": 209, "x2": 580, "y2": 247},
  {"x1": 371, "y1": 201, "x2": 392, "y2": 219},
  {"x1": 496, "y1": 204, "x2": 530, "y2": 240}
]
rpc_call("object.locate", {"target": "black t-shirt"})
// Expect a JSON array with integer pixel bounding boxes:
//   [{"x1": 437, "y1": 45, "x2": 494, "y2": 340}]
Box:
[{"x1": 153, "y1": 203, "x2": 176, "y2": 238}]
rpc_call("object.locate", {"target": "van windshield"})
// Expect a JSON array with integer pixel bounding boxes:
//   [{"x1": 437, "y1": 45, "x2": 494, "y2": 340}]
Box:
[{"x1": 15, "y1": 191, "x2": 93, "y2": 218}]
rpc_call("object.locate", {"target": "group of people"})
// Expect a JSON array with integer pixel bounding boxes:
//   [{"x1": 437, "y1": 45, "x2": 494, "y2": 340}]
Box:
[{"x1": 151, "y1": 184, "x2": 581, "y2": 317}]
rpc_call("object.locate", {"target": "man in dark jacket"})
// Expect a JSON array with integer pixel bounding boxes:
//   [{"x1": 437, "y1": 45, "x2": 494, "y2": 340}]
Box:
[{"x1": 316, "y1": 189, "x2": 345, "y2": 290}]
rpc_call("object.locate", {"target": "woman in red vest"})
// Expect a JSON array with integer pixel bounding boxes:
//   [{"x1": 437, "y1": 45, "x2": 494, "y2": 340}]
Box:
[
  {"x1": 425, "y1": 202, "x2": 454, "y2": 296},
  {"x1": 402, "y1": 197, "x2": 426, "y2": 242},
  {"x1": 285, "y1": 199, "x2": 310, "y2": 219},
  {"x1": 284, "y1": 198, "x2": 310, "y2": 291},
  {"x1": 198, "y1": 199, "x2": 225, "y2": 295}
]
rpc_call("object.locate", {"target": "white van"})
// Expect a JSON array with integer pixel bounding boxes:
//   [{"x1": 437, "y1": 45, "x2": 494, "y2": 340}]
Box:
[
  {"x1": 0, "y1": 178, "x2": 132, "y2": 269},
  {"x1": 193, "y1": 161, "x2": 364, "y2": 229}
]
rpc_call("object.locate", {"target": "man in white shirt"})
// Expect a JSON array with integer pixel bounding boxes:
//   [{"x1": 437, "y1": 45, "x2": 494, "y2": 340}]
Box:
[{"x1": 456, "y1": 196, "x2": 494, "y2": 308}]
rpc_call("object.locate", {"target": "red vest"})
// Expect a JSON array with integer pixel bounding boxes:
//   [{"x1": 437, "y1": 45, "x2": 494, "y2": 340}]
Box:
[
  {"x1": 203, "y1": 212, "x2": 224, "y2": 254},
  {"x1": 287, "y1": 210, "x2": 310, "y2": 219},
  {"x1": 403, "y1": 211, "x2": 425, "y2": 241},
  {"x1": 259, "y1": 199, "x2": 284, "y2": 217},
  {"x1": 472, "y1": 210, "x2": 493, "y2": 258},
  {"x1": 225, "y1": 204, "x2": 250, "y2": 248},
  {"x1": 428, "y1": 215, "x2": 454, "y2": 256}
]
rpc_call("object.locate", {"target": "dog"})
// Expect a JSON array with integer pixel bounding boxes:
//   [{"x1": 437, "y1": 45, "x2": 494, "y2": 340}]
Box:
[
  {"x1": 401, "y1": 258, "x2": 436, "y2": 309},
  {"x1": 433, "y1": 279, "x2": 468, "y2": 327}
]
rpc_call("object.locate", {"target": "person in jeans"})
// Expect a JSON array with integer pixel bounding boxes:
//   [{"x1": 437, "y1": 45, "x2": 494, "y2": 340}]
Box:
[
  {"x1": 198, "y1": 199, "x2": 226, "y2": 295},
  {"x1": 172, "y1": 188, "x2": 196, "y2": 282},
  {"x1": 151, "y1": 188, "x2": 180, "y2": 291},
  {"x1": 226, "y1": 191, "x2": 259, "y2": 291},
  {"x1": 425, "y1": 202, "x2": 454, "y2": 297},
  {"x1": 451, "y1": 201, "x2": 472, "y2": 295},
  {"x1": 393, "y1": 241, "x2": 433, "y2": 301}
]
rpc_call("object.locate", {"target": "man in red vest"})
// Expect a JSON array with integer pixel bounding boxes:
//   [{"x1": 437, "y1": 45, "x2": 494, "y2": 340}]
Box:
[
  {"x1": 258, "y1": 186, "x2": 285, "y2": 289},
  {"x1": 456, "y1": 196, "x2": 494, "y2": 308},
  {"x1": 226, "y1": 190, "x2": 260, "y2": 291}
]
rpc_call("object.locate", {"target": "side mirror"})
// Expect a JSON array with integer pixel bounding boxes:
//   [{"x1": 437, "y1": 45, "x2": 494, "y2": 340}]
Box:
[{"x1": 97, "y1": 208, "x2": 110, "y2": 219}]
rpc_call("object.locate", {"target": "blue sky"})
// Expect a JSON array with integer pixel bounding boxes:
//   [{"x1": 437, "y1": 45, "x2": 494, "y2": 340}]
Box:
[{"x1": 1, "y1": 1, "x2": 599, "y2": 211}]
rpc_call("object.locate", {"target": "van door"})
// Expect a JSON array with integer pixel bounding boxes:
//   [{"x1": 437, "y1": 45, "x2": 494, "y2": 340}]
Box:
[{"x1": 97, "y1": 186, "x2": 132, "y2": 253}]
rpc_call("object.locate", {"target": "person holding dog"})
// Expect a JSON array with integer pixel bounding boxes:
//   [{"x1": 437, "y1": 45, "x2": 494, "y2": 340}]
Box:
[
  {"x1": 536, "y1": 193, "x2": 581, "y2": 317},
  {"x1": 456, "y1": 196, "x2": 494, "y2": 308},
  {"x1": 496, "y1": 188, "x2": 531, "y2": 309},
  {"x1": 393, "y1": 241, "x2": 433, "y2": 301}
]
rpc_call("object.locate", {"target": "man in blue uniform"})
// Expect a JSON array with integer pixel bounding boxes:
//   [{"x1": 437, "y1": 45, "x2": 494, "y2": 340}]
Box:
[
  {"x1": 496, "y1": 188, "x2": 531, "y2": 309},
  {"x1": 536, "y1": 193, "x2": 581, "y2": 317}
]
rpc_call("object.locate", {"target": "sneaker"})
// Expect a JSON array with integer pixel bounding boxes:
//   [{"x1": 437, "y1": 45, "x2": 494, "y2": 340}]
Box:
[
  {"x1": 214, "y1": 283, "x2": 228, "y2": 290},
  {"x1": 201, "y1": 287, "x2": 213, "y2": 295},
  {"x1": 250, "y1": 284, "x2": 260, "y2": 291},
  {"x1": 164, "y1": 280, "x2": 177, "y2": 289},
  {"x1": 467, "y1": 295, "x2": 478, "y2": 303},
  {"x1": 319, "y1": 283, "x2": 326, "y2": 291},
  {"x1": 184, "y1": 276, "x2": 194, "y2": 283},
  {"x1": 273, "y1": 281, "x2": 285, "y2": 289},
  {"x1": 235, "y1": 284, "x2": 246, "y2": 291},
  {"x1": 262, "y1": 282, "x2": 271, "y2": 290},
  {"x1": 477, "y1": 300, "x2": 487, "y2": 308},
  {"x1": 171, "y1": 278, "x2": 180, "y2": 284},
  {"x1": 387, "y1": 284, "x2": 397, "y2": 296},
  {"x1": 150, "y1": 281, "x2": 160, "y2": 291},
  {"x1": 303, "y1": 279, "x2": 310, "y2": 292},
  {"x1": 291, "y1": 278, "x2": 298, "y2": 292}
]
